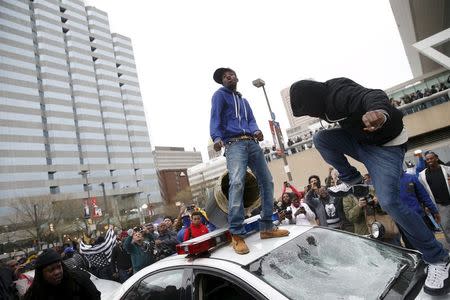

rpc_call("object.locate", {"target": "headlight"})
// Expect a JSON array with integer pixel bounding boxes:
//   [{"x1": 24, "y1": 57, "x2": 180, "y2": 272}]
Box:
[{"x1": 371, "y1": 221, "x2": 385, "y2": 239}]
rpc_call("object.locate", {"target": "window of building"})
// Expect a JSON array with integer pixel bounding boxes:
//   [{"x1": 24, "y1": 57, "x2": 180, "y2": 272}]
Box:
[{"x1": 50, "y1": 186, "x2": 60, "y2": 194}]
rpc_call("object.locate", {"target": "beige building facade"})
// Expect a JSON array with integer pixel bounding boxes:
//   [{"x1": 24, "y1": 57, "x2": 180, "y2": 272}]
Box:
[{"x1": 0, "y1": 0, "x2": 161, "y2": 225}]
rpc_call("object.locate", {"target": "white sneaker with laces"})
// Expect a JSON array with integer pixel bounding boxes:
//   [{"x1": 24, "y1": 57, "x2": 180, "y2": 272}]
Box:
[
  {"x1": 327, "y1": 182, "x2": 353, "y2": 197},
  {"x1": 424, "y1": 261, "x2": 450, "y2": 296}
]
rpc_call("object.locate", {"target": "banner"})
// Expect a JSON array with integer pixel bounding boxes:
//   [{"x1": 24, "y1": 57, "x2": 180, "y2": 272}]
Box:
[{"x1": 268, "y1": 120, "x2": 284, "y2": 151}]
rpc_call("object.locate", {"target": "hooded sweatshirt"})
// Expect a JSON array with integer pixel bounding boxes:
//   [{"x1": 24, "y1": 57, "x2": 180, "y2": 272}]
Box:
[
  {"x1": 290, "y1": 78, "x2": 404, "y2": 146},
  {"x1": 210, "y1": 86, "x2": 260, "y2": 143}
]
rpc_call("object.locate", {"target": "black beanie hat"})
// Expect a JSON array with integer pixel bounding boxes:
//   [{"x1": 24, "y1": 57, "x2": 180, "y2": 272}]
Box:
[
  {"x1": 213, "y1": 67, "x2": 235, "y2": 84},
  {"x1": 289, "y1": 80, "x2": 327, "y2": 118},
  {"x1": 35, "y1": 248, "x2": 61, "y2": 269}
]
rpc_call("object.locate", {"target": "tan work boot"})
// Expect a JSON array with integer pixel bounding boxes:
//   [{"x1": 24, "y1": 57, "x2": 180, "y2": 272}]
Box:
[
  {"x1": 231, "y1": 235, "x2": 249, "y2": 255},
  {"x1": 260, "y1": 228, "x2": 290, "y2": 239}
]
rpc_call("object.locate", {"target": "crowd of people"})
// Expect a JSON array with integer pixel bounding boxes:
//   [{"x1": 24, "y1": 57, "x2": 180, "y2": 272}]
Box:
[
  {"x1": 273, "y1": 149, "x2": 450, "y2": 247},
  {"x1": 0, "y1": 155, "x2": 448, "y2": 299},
  {"x1": 390, "y1": 81, "x2": 449, "y2": 108},
  {"x1": 0, "y1": 205, "x2": 217, "y2": 299}
]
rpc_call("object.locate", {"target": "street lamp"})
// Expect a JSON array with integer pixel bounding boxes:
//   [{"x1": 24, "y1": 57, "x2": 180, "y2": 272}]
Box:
[
  {"x1": 99, "y1": 182, "x2": 110, "y2": 225},
  {"x1": 140, "y1": 203, "x2": 148, "y2": 224},
  {"x1": 79, "y1": 170, "x2": 91, "y2": 231},
  {"x1": 252, "y1": 78, "x2": 293, "y2": 182}
]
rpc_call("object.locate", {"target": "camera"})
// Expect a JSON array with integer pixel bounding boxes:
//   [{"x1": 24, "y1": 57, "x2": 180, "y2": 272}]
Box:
[
  {"x1": 285, "y1": 206, "x2": 293, "y2": 217},
  {"x1": 297, "y1": 206, "x2": 306, "y2": 214},
  {"x1": 142, "y1": 240, "x2": 155, "y2": 253},
  {"x1": 364, "y1": 194, "x2": 375, "y2": 206}
]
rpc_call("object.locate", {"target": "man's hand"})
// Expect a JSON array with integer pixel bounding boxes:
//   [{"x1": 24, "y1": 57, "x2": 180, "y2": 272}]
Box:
[
  {"x1": 434, "y1": 213, "x2": 441, "y2": 224},
  {"x1": 358, "y1": 198, "x2": 367, "y2": 208},
  {"x1": 213, "y1": 140, "x2": 224, "y2": 152},
  {"x1": 155, "y1": 239, "x2": 162, "y2": 246},
  {"x1": 362, "y1": 110, "x2": 386, "y2": 132},
  {"x1": 254, "y1": 131, "x2": 264, "y2": 141}
]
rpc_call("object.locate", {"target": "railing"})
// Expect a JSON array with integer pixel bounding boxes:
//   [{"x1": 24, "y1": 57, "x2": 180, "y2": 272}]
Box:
[
  {"x1": 276, "y1": 89, "x2": 450, "y2": 160},
  {"x1": 397, "y1": 88, "x2": 450, "y2": 115}
]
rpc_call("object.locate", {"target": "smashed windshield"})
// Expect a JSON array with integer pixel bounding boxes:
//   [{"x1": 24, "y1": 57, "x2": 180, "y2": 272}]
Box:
[{"x1": 245, "y1": 228, "x2": 419, "y2": 299}]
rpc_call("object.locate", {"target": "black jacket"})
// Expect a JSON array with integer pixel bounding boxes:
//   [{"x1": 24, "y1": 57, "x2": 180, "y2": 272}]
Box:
[
  {"x1": 23, "y1": 268, "x2": 100, "y2": 300},
  {"x1": 290, "y1": 77, "x2": 404, "y2": 145}
]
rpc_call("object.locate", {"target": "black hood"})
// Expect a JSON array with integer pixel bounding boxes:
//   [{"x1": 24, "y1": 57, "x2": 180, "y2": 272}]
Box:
[{"x1": 289, "y1": 80, "x2": 327, "y2": 118}]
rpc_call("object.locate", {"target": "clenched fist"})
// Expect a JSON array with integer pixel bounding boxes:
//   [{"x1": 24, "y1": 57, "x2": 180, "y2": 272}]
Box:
[{"x1": 362, "y1": 110, "x2": 387, "y2": 132}]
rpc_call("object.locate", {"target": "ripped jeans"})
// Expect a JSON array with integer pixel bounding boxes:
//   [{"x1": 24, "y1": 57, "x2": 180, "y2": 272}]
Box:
[{"x1": 225, "y1": 140, "x2": 274, "y2": 235}]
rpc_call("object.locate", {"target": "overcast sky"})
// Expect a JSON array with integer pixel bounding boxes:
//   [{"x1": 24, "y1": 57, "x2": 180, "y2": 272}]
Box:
[{"x1": 85, "y1": 0, "x2": 413, "y2": 161}]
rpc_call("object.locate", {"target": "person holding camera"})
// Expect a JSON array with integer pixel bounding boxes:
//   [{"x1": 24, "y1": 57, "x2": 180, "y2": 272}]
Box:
[
  {"x1": 154, "y1": 223, "x2": 178, "y2": 259},
  {"x1": 304, "y1": 175, "x2": 328, "y2": 226},
  {"x1": 344, "y1": 193, "x2": 400, "y2": 245},
  {"x1": 343, "y1": 194, "x2": 370, "y2": 235},
  {"x1": 123, "y1": 228, "x2": 154, "y2": 274},
  {"x1": 277, "y1": 182, "x2": 315, "y2": 225}
]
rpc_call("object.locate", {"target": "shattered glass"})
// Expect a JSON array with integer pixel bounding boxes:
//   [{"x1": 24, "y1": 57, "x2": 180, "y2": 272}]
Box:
[{"x1": 245, "y1": 228, "x2": 419, "y2": 299}]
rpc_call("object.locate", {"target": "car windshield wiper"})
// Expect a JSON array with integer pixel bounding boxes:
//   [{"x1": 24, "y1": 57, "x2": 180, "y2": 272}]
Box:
[{"x1": 378, "y1": 264, "x2": 408, "y2": 299}]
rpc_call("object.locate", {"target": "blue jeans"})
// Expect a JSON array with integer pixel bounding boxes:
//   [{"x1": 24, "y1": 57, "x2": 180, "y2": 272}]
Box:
[
  {"x1": 314, "y1": 128, "x2": 448, "y2": 263},
  {"x1": 225, "y1": 140, "x2": 274, "y2": 234}
]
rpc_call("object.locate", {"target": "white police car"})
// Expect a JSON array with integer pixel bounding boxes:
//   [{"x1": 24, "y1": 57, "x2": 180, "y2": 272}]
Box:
[{"x1": 112, "y1": 217, "x2": 449, "y2": 300}]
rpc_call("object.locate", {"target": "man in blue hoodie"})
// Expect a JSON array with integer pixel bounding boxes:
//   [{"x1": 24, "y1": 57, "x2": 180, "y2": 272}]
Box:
[
  {"x1": 210, "y1": 67, "x2": 289, "y2": 255},
  {"x1": 399, "y1": 171, "x2": 440, "y2": 249}
]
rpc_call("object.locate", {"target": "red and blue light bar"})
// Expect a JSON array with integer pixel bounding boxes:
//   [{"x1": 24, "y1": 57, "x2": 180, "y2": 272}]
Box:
[{"x1": 176, "y1": 214, "x2": 280, "y2": 255}]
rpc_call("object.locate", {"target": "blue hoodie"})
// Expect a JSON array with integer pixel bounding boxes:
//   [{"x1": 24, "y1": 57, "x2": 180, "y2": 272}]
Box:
[
  {"x1": 400, "y1": 172, "x2": 438, "y2": 216},
  {"x1": 210, "y1": 87, "x2": 260, "y2": 143}
]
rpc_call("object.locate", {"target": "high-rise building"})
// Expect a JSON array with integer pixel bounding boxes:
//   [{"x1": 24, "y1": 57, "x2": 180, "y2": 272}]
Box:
[
  {"x1": 0, "y1": 0, "x2": 161, "y2": 224},
  {"x1": 152, "y1": 146, "x2": 203, "y2": 171}
]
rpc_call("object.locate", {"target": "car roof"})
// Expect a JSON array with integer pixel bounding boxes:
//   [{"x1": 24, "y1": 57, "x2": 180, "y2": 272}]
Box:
[{"x1": 208, "y1": 224, "x2": 312, "y2": 265}]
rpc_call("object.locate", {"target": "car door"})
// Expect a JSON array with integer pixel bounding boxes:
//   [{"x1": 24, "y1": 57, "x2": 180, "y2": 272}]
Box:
[
  {"x1": 189, "y1": 267, "x2": 268, "y2": 300},
  {"x1": 120, "y1": 268, "x2": 191, "y2": 300}
]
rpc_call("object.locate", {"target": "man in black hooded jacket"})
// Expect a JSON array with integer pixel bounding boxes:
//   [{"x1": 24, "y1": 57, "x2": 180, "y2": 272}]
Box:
[{"x1": 290, "y1": 78, "x2": 449, "y2": 296}]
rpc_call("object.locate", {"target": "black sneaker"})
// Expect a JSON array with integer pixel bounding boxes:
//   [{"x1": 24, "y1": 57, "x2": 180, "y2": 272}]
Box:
[
  {"x1": 424, "y1": 260, "x2": 450, "y2": 296},
  {"x1": 327, "y1": 182, "x2": 354, "y2": 197}
]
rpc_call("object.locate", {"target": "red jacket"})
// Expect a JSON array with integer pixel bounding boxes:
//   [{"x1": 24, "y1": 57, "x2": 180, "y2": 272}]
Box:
[
  {"x1": 282, "y1": 184, "x2": 305, "y2": 200},
  {"x1": 183, "y1": 223, "x2": 209, "y2": 241}
]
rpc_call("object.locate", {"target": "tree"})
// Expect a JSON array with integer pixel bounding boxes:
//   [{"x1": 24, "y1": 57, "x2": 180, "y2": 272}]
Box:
[{"x1": 7, "y1": 197, "x2": 65, "y2": 249}]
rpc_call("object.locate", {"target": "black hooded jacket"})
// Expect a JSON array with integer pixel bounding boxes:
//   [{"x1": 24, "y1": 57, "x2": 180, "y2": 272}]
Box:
[{"x1": 290, "y1": 77, "x2": 404, "y2": 145}]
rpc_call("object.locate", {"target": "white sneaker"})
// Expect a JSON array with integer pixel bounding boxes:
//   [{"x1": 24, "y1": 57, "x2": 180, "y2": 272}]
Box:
[
  {"x1": 327, "y1": 182, "x2": 352, "y2": 197},
  {"x1": 424, "y1": 261, "x2": 450, "y2": 296}
]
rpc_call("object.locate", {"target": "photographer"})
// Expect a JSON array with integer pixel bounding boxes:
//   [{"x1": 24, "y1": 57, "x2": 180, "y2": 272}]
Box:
[
  {"x1": 123, "y1": 228, "x2": 154, "y2": 274},
  {"x1": 276, "y1": 185, "x2": 315, "y2": 226},
  {"x1": 154, "y1": 223, "x2": 178, "y2": 260},
  {"x1": 304, "y1": 176, "x2": 328, "y2": 226},
  {"x1": 343, "y1": 195, "x2": 370, "y2": 235},
  {"x1": 344, "y1": 193, "x2": 400, "y2": 245}
]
